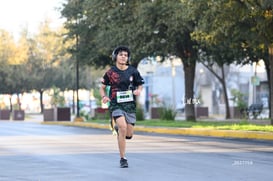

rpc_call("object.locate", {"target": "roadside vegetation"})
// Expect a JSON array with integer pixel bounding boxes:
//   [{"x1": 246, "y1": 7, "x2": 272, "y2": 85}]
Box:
[
  {"x1": 85, "y1": 106, "x2": 273, "y2": 132},
  {"x1": 88, "y1": 119, "x2": 273, "y2": 133}
]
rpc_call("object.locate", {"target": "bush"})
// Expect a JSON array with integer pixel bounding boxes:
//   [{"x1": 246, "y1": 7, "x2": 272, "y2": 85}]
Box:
[
  {"x1": 80, "y1": 110, "x2": 91, "y2": 121},
  {"x1": 136, "y1": 105, "x2": 145, "y2": 121},
  {"x1": 160, "y1": 107, "x2": 177, "y2": 120},
  {"x1": 231, "y1": 89, "x2": 247, "y2": 110}
]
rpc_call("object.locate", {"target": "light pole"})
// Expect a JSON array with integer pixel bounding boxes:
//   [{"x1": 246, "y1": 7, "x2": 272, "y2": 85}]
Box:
[
  {"x1": 74, "y1": 12, "x2": 83, "y2": 122},
  {"x1": 146, "y1": 71, "x2": 154, "y2": 118},
  {"x1": 170, "y1": 57, "x2": 176, "y2": 110},
  {"x1": 76, "y1": 34, "x2": 80, "y2": 117}
]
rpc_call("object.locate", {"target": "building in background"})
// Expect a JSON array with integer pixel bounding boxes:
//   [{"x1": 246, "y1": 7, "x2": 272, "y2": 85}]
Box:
[
  {"x1": 138, "y1": 58, "x2": 269, "y2": 118},
  {"x1": 138, "y1": 56, "x2": 184, "y2": 114}
]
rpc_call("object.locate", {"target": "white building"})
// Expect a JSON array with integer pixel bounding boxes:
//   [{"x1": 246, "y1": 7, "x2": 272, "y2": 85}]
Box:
[
  {"x1": 138, "y1": 58, "x2": 269, "y2": 118},
  {"x1": 138, "y1": 56, "x2": 184, "y2": 113}
]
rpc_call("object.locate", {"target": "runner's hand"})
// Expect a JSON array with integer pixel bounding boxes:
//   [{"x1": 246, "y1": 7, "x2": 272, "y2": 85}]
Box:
[
  {"x1": 133, "y1": 89, "x2": 141, "y2": 96},
  {"x1": 102, "y1": 96, "x2": 110, "y2": 104}
]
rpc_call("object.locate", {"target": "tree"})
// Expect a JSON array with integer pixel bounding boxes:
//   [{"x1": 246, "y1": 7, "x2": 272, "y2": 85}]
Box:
[
  {"x1": 242, "y1": 0, "x2": 273, "y2": 124},
  {"x1": 191, "y1": 0, "x2": 250, "y2": 119},
  {"x1": 0, "y1": 30, "x2": 14, "y2": 96},
  {"x1": 0, "y1": 30, "x2": 30, "y2": 111},
  {"x1": 26, "y1": 20, "x2": 69, "y2": 113},
  {"x1": 192, "y1": 0, "x2": 273, "y2": 123},
  {"x1": 61, "y1": 0, "x2": 200, "y2": 121}
]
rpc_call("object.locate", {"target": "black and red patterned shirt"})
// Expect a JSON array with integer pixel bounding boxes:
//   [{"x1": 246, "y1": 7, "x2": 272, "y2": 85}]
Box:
[{"x1": 101, "y1": 65, "x2": 144, "y2": 113}]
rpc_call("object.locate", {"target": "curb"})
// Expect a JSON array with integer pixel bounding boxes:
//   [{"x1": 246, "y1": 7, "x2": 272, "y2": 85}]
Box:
[{"x1": 42, "y1": 121, "x2": 273, "y2": 141}]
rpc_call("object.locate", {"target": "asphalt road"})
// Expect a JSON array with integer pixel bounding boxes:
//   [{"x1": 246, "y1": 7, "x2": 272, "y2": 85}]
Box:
[{"x1": 0, "y1": 121, "x2": 273, "y2": 181}]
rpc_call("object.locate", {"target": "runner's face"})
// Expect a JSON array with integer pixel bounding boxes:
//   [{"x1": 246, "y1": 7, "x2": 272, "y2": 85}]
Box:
[{"x1": 116, "y1": 51, "x2": 128, "y2": 65}]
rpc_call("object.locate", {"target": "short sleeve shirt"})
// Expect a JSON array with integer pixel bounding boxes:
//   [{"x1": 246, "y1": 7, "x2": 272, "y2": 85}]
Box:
[{"x1": 101, "y1": 65, "x2": 144, "y2": 113}]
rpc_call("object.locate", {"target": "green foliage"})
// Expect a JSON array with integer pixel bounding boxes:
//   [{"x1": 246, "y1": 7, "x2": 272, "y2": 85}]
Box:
[
  {"x1": 80, "y1": 110, "x2": 91, "y2": 121},
  {"x1": 50, "y1": 86, "x2": 65, "y2": 107},
  {"x1": 230, "y1": 89, "x2": 247, "y2": 110},
  {"x1": 160, "y1": 107, "x2": 177, "y2": 121},
  {"x1": 61, "y1": 0, "x2": 199, "y2": 66},
  {"x1": 90, "y1": 119, "x2": 273, "y2": 132},
  {"x1": 136, "y1": 105, "x2": 145, "y2": 121},
  {"x1": 193, "y1": 0, "x2": 272, "y2": 65}
]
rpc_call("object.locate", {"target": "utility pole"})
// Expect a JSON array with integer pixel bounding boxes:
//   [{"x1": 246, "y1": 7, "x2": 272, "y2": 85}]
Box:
[{"x1": 73, "y1": 1, "x2": 83, "y2": 122}]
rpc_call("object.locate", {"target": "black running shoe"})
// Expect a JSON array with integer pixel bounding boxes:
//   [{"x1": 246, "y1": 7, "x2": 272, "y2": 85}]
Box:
[{"x1": 120, "y1": 158, "x2": 128, "y2": 168}]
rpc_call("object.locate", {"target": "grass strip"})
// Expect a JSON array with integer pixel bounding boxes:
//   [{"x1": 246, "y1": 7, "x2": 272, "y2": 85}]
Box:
[{"x1": 87, "y1": 119, "x2": 273, "y2": 132}]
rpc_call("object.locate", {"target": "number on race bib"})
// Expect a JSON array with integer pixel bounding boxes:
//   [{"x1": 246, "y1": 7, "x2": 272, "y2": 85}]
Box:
[{"x1": 117, "y1": 90, "x2": 134, "y2": 103}]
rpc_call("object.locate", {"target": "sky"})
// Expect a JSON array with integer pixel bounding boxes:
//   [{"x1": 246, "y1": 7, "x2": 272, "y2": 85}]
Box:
[{"x1": 0, "y1": 0, "x2": 65, "y2": 39}]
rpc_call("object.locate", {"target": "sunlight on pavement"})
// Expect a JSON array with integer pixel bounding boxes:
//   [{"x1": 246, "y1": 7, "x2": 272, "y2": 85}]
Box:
[{"x1": 1, "y1": 134, "x2": 272, "y2": 156}]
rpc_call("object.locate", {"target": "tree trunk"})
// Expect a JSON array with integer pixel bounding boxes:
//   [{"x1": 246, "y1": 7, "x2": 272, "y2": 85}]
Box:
[
  {"x1": 17, "y1": 93, "x2": 21, "y2": 110},
  {"x1": 269, "y1": 45, "x2": 273, "y2": 125},
  {"x1": 39, "y1": 90, "x2": 44, "y2": 113},
  {"x1": 221, "y1": 66, "x2": 231, "y2": 119},
  {"x1": 184, "y1": 61, "x2": 196, "y2": 121},
  {"x1": 72, "y1": 89, "x2": 75, "y2": 114},
  {"x1": 9, "y1": 95, "x2": 12, "y2": 112},
  {"x1": 263, "y1": 59, "x2": 270, "y2": 118},
  {"x1": 201, "y1": 63, "x2": 231, "y2": 119}
]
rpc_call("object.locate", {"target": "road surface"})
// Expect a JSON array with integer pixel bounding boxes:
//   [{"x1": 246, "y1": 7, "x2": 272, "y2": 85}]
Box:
[{"x1": 0, "y1": 121, "x2": 273, "y2": 181}]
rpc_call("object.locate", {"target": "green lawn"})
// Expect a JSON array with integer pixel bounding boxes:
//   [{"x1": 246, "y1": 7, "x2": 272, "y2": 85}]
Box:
[{"x1": 88, "y1": 119, "x2": 273, "y2": 132}]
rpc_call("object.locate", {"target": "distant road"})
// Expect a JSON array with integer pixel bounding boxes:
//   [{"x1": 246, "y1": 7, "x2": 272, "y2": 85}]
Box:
[{"x1": 0, "y1": 121, "x2": 273, "y2": 181}]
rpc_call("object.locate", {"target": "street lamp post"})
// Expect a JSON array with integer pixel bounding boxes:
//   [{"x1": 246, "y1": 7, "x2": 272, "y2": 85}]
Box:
[
  {"x1": 74, "y1": 13, "x2": 83, "y2": 122},
  {"x1": 170, "y1": 57, "x2": 176, "y2": 110},
  {"x1": 76, "y1": 34, "x2": 80, "y2": 118},
  {"x1": 146, "y1": 71, "x2": 154, "y2": 118}
]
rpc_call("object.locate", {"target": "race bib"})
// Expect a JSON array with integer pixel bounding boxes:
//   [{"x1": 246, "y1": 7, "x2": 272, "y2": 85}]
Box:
[{"x1": 116, "y1": 90, "x2": 134, "y2": 103}]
